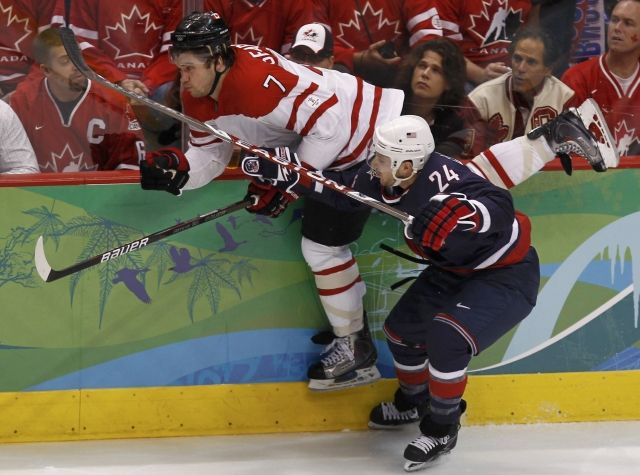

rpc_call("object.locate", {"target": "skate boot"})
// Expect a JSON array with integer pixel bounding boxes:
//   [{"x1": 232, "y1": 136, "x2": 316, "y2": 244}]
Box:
[
  {"x1": 403, "y1": 416, "x2": 461, "y2": 472},
  {"x1": 307, "y1": 325, "x2": 380, "y2": 392},
  {"x1": 369, "y1": 388, "x2": 429, "y2": 430},
  {"x1": 527, "y1": 98, "x2": 619, "y2": 173}
]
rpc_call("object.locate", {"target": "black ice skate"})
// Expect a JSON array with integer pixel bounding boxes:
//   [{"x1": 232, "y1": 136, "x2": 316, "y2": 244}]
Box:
[
  {"x1": 403, "y1": 417, "x2": 460, "y2": 472},
  {"x1": 307, "y1": 326, "x2": 380, "y2": 392},
  {"x1": 368, "y1": 388, "x2": 429, "y2": 430},
  {"x1": 527, "y1": 98, "x2": 619, "y2": 174}
]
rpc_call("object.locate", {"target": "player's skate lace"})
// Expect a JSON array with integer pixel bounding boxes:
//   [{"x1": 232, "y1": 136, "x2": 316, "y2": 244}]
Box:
[
  {"x1": 381, "y1": 402, "x2": 419, "y2": 422},
  {"x1": 410, "y1": 435, "x2": 442, "y2": 454},
  {"x1": 320, "y1": 337, "x2": 354, "y2": 368}
]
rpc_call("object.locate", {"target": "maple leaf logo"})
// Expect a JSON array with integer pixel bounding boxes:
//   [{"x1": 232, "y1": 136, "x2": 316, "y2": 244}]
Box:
[
  {"x1": 488, "y1": 113, "x2": 510, "y2": 143},
  {"x1": 469, "y1": 0, "x2": 523, "y2": 47},
  {"x1": 0, "y1": 2, "x2": 33, "y2": 52},
  {"x1": 335, "y1": 2, "x2": 401, "y2": 49},
  {"x1": 42, "y1": 143, "x2": 95, "y2": 173},
  {"x1": 614, "y1": 120, "x2": 638, "y2": 156},
  {"x1": 104, "y1": 5, "x2": 162, "y2": 59},
  {"x1": 234, "y1": 28, "x2": 264, "y2": 47}
]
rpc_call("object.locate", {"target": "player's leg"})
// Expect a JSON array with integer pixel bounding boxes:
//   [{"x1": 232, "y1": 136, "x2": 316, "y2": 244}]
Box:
[
  {"x1": 403, "y1": 249, "x2": 540, "y2": 471},
  {"x1": 369, "y1": 267, "x2": 461, "y2": 429},
  {"x1": 301, "y1": 197, "x2": 379, "y2": 391},
  {"x1": 466, "y1": 98, "x2": 619, "y2": 189}
]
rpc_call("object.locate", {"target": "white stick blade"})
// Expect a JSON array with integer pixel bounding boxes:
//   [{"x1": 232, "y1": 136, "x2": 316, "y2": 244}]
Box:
[{"x1": 34, "y1": 236, "x2": 52, "y2": 282}]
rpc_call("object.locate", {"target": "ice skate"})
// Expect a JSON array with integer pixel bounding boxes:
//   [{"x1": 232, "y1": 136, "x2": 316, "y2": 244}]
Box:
[
  {"x1": 403, "y1": 417, "x2": 460, "y2": 472},
  {"x1": 527, "y1": 98, "x2": 619, "y2": 173},
  {"x1": 307, "y1": 326, "x2": 380, "y2": 391},
  {"x1": 369, "y1": 388, "x2": 429, "y2": 430}
]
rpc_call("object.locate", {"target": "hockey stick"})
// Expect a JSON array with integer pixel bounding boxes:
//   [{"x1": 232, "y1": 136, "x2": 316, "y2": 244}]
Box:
[
  {"x1": 57, "y1": 27, "x2": 414, "y2": 228},
  {"x1": 34, "y1": 198, "x2": 252, "y2": 283}
]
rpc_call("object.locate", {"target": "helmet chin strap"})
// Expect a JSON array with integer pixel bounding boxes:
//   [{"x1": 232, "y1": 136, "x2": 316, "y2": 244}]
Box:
[
  {"x1": 208, "y1": 56, "x2": 230, "y2": 97},
  {"x1": 391, "y1": 169, "x2": 416, "y2": 187}
]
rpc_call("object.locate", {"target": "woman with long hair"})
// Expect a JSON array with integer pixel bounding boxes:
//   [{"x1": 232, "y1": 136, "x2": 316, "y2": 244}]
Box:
[{"x1": 394, "y1": 39, "x2": 471, "y2": 159}]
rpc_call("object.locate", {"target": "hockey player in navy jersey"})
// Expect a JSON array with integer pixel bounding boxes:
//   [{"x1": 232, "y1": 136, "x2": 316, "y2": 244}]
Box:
[{"x1": 239, "y1": 108, "x2": 619, "y2": 471}]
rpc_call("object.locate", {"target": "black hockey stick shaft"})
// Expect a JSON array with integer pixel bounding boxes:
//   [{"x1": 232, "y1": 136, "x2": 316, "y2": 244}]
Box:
[
  {"x1": 57, "y1": 26, "x2": 414, "y2": 227},
  {"x1": 35, "y1": 198, "x2": 252, "y2": 283}
]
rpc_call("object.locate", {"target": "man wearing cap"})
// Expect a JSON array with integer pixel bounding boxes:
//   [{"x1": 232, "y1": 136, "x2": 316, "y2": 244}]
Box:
[{"x1": 289, "y1": 23, "x2": 335, "y2": 69}]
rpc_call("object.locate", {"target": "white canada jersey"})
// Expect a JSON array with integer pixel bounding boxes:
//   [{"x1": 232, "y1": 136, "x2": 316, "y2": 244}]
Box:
[
  {"x1": 465, "y1": 73, "x2": 576, "y2": 156},
  {"x1": 181, "y1": 45, "x2": 404, "y2": 188}
]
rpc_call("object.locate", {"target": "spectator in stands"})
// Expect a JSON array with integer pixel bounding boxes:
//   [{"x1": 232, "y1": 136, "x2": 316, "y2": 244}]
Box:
[
  {"x1": 0, "y1": 0, "x2": 56, "y2": 101},
  {"x1": 412, "y1": 0, "x2": 534, "y2": 86},
  {"x1": 0, "y1": 100, "x2": 39, "y2": 174},
  {"x1": 51, "y1": 0, "x2": 182, "y2": 139},
  {"x1": 462, "y1": 27, "x2": 577, "y2": 158},
  {"x1": 394, "y1": 38, "x2": 472, "y2": 159},
  {"x1": 289, "y1": 23, "x2": 335, "y2": 69},
  {"x1": 562, "y1": 0, "x2": 640, "y2": 157},
  {"x1": 205, "y1": 0, "x2": 314, "y2": 54},
  {"x1": 10, "y1": 28, "x2": 144, "y2": 173},
  {"x1": 313, "y1": 0, "x2": 448, "y2": 87}
]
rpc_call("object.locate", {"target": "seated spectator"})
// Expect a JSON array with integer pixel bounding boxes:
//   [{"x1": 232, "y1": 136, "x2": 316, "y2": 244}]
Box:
[
  {"x1": 51, "y1": 0, "x2": 182, "y2": 140},
  {"x1": 10, "y1": 28, "x2": 144, "y2": 172},
  {"x1": 412, "y1": 0, "x2": 534, "y2": 86},
  {"x1": 463, "y1": 27, "x2": 577, "y2": 158},
  {"x1": 313, "y1": 0, "x2": 442, "y2": 87},
  {"x1": 205, "y1": 0, "x2": 314, "y2": 54},
  {"x1": 394, "y1": 38, "x2": 472, "y2": 159},
  {"x1": 0, "y1": 100, "x2": 39, "y2": 174},
  {"x1": 289, "y1": 23, "x2": 335, "y2": 69},
  {"x1": 561, "y1": 0, "x2": 640, "y2": 157},
  {"x1": 0, "y1": 0, "x2": 56, "y2": 101}
]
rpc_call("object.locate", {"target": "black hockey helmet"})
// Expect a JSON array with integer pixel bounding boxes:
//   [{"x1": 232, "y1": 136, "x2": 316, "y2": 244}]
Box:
[{"x1": 170, "y1": 11, "x2": 233, "y2": 64}]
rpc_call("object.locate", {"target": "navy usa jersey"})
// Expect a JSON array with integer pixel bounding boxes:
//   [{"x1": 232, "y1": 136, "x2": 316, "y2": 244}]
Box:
[{"x1": 316, "y1": 152, "x2": 532, "y2": 272}]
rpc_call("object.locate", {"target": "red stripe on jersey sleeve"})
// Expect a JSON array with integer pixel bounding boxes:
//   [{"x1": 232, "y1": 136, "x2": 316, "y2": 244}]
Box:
[
  {"x1": 286, "y1": 83, "x2": 319, "y2": 130},
  {"x1": 483, "y1": 149, "x2": 516, "y2": 189},
  {"x1": 300, "y1": 94, "x2": 338, "y2": 136}
]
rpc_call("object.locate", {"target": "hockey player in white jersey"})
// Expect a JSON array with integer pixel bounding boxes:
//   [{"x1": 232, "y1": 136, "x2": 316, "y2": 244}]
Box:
[{"x1": 139, "y1": 11, "x2": 404, "y2": 391}]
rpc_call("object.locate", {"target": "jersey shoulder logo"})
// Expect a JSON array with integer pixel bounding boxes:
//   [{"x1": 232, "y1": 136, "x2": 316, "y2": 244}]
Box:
[
  {"x1": 335, "y1": 1, "x2": 401, "y2": 49},
  {"x1": 469, "y1": 0, "x2": 523, "y2": 47},
  {"x1": 487, "y1": 113, "x2": 510, "y2": 143},
  {"x1": 0, "y1": 3, "x2": 32, "y2": 52},
  {"x1": 104, "y1": 5, "x2": 162, "y2": 60}
]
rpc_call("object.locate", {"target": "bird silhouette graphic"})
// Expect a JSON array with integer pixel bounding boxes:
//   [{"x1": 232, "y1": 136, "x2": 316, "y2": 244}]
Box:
[
  {"x1": 112, "y1": 268, "x2": 151, "y2": 303},
  {"x1": 216, "y1": 222, "x2": 247, "y2": 252},
  {"x1": 168, "y1": 246, "x2": 202, "y2": 273},
  {"x1": 227, "y1": 215, "x2": 239, "y2": 229}
]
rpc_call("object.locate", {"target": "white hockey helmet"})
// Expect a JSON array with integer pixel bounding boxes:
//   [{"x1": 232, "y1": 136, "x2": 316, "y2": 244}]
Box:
[{"x1": 373, "y1": 115, "x2": 435, "y2": 184}]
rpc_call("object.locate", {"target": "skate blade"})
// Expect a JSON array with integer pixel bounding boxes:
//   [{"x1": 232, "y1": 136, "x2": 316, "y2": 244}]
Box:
[
  {"x1": 308, "y1": 366, "x2": 381, "y2": 392},
  {"x1": 403, "y1": 460, "x2": 428, "y2": 472},
  {"x1": 575, "y1": 98, "x2": 620, "y2": 168}
]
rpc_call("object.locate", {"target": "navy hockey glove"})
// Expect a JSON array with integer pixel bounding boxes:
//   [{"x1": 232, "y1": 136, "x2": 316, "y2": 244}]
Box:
[
  {"x1": 140, "y1": 147, "x2": 190, "y2": 196},
  {"x1": 244, "y1": 179, "x2": 292, "y2": 218},
  {"x1": 240, "y1": 147, "x2": 311, "y2": 198},
  {"x1": 410, "y1": 193, "x2": 482, "y2": 252}
]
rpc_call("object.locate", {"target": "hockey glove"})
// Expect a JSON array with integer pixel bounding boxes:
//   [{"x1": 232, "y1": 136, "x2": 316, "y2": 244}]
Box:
[
  {"x1": 240, "y1": 147, "x2": 311, "y2": 198},
  {"x1": 410, "y1": 193, "x2": 481, "y2": 252},
  {"x1": 244, "y1": 179, "x2": 292, "y2": 218},
  {"x1": 140, "y1": 147, "x2": 190, "y2": 196}
]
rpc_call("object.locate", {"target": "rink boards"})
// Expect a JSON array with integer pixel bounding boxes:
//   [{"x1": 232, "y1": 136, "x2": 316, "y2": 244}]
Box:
[{"x1": 0, "y1": 168, "x2": 638, "y2": 442}]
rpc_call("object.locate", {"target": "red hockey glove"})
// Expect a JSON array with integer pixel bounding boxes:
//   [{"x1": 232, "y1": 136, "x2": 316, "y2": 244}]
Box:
[
  {"x1": 240, "y1": 147, "x2": 311, "y2": 198},
  {"x1": 244, "y1": 180, "x2": 293, "y2": 218},
  {"x1": 410, "y1": 193, "x2": 481, "y2": 252},
  {"x1": 140, "y1": 147, "x2": 190, "y2": 196}
]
